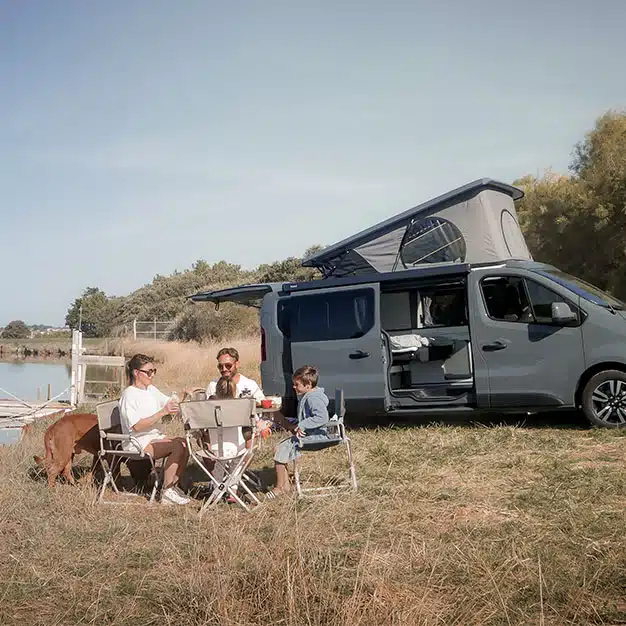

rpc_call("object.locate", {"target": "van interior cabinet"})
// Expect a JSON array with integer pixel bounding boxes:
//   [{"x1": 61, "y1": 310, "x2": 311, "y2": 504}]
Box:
[{"x1": 381, "y1": 282, "x2": 473, "y2": 398}]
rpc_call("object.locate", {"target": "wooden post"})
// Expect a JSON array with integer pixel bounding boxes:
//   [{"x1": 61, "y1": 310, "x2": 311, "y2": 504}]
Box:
[
  {"x1": 133, "y1": 318, "x2": 137, "y2": 341},
  {"x1": 47, "y1": 384, "x2": 51, "y2": 401},
  {"x1": 153, "y1": 318, "x2": 157, "y2": 340},
  {"x1": 37, "y1": 387, "x2": 41, "y2": 402},
  {"x1": 70, "y1": 329, "x2": 80, "y2": 406},
  {"x1": 78, "y1": 363, "x2": 86, "y2": 405}
]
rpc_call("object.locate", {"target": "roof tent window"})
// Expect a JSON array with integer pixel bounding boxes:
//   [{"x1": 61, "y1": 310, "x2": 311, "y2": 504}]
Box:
[
  {"x1": 500, "y1": 209, "x2": 526, "y2": 257},
  {"x1": 400, "y1": 217, "x2": 466, "y2": 268}
]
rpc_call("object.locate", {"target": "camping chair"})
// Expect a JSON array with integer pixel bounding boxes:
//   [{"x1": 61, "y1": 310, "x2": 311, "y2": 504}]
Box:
[
  {"x1": 94, "y1": 400, "x2": 163, "y2": 505},
  {"x1": 293, "y1": 389, "x2": 358, "y2": 498},
  {"x1": 181, "y1": 398, "x2": 260, "y2": 513}
]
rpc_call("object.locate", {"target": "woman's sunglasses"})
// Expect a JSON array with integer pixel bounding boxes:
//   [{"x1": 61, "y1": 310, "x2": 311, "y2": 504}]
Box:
[{"x1": 138, "y1": 368, "x2": 157, "y2": 377}]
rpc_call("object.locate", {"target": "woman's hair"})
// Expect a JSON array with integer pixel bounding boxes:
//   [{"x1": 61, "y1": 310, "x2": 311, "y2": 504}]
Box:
[
  {"x1": 126, "y1": 353, "x2": 154, "y2": 385},
  {"x1": 214, "y1": 376, "x2": 237, "y2": 399}
]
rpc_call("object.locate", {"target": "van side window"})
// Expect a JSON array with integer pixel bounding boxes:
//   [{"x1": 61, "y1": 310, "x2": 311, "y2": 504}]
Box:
[
  {"x1": 381, "y1": 291, "x2": 412, "y2": 330},
  {"x1": 481, "y1": 276, "x2": 580, "y2": 325},
  {"x1": 278, "y1": 288, "x2": 375, "y2": 342},
  {"x1": 481, "y1": 276, "x2": 533, "y2": 323},
  {"x1": 420, "y1": 286, "x2": 468, "y2": 327},
  {"x1": 525, "y1": 279, "x2": 578, "y2": 324}
]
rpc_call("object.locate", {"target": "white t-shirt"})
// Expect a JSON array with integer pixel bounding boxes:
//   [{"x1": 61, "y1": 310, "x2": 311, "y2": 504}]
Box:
[
  {"x1": 119, "y1": 385, "x2": 169, "y2": 451},
  {"x1": 205, "y1": 374, "x2": 265, "y2": 457}
]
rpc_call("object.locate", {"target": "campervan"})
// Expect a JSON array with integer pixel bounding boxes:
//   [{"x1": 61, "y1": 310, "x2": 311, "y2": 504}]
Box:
[{"x1": 191, "y1": 179, "x2": 626, "y2": 429}]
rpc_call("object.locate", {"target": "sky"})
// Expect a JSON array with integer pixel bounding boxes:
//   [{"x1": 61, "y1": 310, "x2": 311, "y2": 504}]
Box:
[{"x1": 1, "y1": 0, "x2": 625, "y2": 326}]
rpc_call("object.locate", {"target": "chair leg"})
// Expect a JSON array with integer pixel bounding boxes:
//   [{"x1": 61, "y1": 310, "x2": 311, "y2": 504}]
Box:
[
  {"x1": 239, "y1": 477, "x2": 261, "y2": 505},
  {"x1": 243, "y1": 470, "x2": 263, "y2": 491},
  {"x1": 148, "y1": 460, "x2": 161, "y2": 505},
  {"x1": 294, "y1": 460, "x2": 302, "y2": 497},
  {"x1": 345, "y1": 438, "x2": 358, "y2": 491},
  {"x1": 97, "y1": 455, "x2": 110, "y2": 503},
  {"x1": 108, "y1": 457, "x2": 122, "y2": 495}
]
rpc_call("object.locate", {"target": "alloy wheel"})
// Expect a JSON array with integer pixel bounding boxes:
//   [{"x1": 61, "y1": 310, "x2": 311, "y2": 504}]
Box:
[{"x1": 590, "y1": 379, "x2": 626, "y2": 426}]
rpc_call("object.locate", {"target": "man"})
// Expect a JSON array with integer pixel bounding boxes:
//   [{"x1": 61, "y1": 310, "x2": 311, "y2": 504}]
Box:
[
  {"x1": 201, "y1": 347, "x2": 266, "y2": 497},
  {"x1": 205, "y1": 347, "x2": 265, "y2": 403}
]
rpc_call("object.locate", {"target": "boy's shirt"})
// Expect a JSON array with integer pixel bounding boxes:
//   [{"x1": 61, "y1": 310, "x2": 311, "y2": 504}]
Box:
[{"x1": 297, "y1": 386, "x2": 330, "y2": 431}]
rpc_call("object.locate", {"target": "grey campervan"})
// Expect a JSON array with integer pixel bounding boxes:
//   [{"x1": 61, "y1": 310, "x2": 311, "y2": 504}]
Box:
[{"x1": 191, "y1": 179, "x2": 626, "y2": 429}]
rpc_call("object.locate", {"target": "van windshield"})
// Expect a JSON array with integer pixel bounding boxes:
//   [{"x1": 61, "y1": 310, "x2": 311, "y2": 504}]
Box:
[{"x1": 534, "y1": 269, "x2": 625, "y2": 310}]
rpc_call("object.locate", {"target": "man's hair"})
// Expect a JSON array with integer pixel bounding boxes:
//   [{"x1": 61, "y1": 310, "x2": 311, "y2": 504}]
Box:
[
  {"x1": 215, "y1": 376, "x2": 237, "y2": 398},
  {"x1": 293, "y1": 365, "x2": 319, "y2": 388},
  {"x1": 217, "y1": 347, "x2": 239, "y2": 361}
]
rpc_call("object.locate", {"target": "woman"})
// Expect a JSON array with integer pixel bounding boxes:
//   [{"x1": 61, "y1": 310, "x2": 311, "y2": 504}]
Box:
[{"x1": 119, "y1": 353, "x2": 190, "y2": 505}]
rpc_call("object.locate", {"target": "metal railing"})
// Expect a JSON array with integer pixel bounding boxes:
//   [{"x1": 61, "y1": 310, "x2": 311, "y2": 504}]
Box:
[{"x1": 132, "y1": 319, "x2": 176, "y2": 340}]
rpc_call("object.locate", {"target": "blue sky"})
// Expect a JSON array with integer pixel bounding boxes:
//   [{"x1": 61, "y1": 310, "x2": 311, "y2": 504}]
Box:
[{"x1": 1, "y1": 0, "x2": 625, "y2": 326}]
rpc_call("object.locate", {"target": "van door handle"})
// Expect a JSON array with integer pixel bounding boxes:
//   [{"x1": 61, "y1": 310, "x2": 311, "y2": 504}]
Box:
[
  {"x1": 482, "y1": 340, "x2": 507, "y2": 352},
  {"x1": 349, "y1": 350, "x2": 370, "y2": 359}
]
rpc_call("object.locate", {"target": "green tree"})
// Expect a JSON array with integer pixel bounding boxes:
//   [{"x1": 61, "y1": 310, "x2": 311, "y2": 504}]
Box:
[
  {"x1": 65, "y1": 287, "x2": 118, "y2": 337},
  {"x1": 255, "y1": 245, "x2": 324, "y2": 283},
  {"x1": 2, "y1": 320, "x2": 31, "y2": 339},
  {"x1": 516, "y1": 109, "x2": 626, "y2": 299}
]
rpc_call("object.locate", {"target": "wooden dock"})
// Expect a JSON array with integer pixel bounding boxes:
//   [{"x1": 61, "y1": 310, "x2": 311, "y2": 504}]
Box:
[{"x1": 0, "y1": 399, "x2": 71, "y2": 422}]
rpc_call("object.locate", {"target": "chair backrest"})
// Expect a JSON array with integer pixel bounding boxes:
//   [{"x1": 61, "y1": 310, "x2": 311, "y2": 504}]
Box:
[
  {"x1": 96, "y1": 400, "x2": 121, "y2": 431},
  {"x1": 181, "y1": 398, "x2": 256, "y2": 430},
  {"x1": 184, "y1": 389, "x2": 207, "y2": 401}
]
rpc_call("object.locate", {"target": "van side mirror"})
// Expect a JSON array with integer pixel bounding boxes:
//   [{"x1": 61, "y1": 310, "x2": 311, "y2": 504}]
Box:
[{"x1": 551, "y1": 302, "x2": 577, "y2": 324}]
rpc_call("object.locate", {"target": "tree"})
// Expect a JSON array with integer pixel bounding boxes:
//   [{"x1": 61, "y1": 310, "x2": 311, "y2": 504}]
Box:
[
  {"x1": 65, "y1": 287, "x2": 117, "y2": 337},
  {"x1": 516, "y1": 110, "x2": 626, "y2": 299},
  {"x1": 2, "y1": 320, "x2": 30, "y2": 339},
  {"x1": 255, "y1": 246, "x2": 324, "y2": 283}
]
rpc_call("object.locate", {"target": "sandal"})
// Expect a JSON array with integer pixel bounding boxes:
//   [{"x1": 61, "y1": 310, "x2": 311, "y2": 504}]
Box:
[{"x1": 265, "y1": 488, "x2": 291, "y2": 500}]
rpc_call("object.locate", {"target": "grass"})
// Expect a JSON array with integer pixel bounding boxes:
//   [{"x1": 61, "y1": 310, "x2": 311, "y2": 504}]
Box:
[
  {"x1": 1, "y1": 339, "x2": 625, "y2": 625},
  {"x1": 106, "y1": 336, "x2": 262, "y2": 394}
]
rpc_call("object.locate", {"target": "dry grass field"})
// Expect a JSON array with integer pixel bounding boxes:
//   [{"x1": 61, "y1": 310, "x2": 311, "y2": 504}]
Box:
[{"x1": 0, "y1": 338, "x2": 624, "y2": 625}]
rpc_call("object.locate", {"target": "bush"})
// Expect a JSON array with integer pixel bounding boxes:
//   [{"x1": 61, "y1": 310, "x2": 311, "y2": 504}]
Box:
[
  {"x1": 171, "y1": 302, "x2": 259, "y2": 342},
  {"x1": 1, "y1": 320, "x2": 30, "y2": 339}
]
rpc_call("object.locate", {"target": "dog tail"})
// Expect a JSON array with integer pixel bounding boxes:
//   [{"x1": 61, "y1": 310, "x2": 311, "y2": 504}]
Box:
[{"x1": 34, "y1": 430, "x2": 55, "y2": 469}]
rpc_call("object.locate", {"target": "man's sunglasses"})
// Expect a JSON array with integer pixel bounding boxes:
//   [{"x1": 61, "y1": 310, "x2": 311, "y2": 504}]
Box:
[
  {"x1": 138, "y1": 368, "x2": 157, "y2": 377},
  {"x1": 218, "y1": 362, "x2": 235, "y2": 370}
]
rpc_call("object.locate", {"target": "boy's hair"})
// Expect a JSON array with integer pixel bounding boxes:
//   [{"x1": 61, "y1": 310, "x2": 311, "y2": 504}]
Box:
[
  {"x1": 292, "y1": 365, "x2": 319, "y2": 388},
  {"x1": 217, "y1": 347, "x2": 239, "y2": 361},
  {"x1": 215, "y1": 376, "x2": 237, "y2": 398}
]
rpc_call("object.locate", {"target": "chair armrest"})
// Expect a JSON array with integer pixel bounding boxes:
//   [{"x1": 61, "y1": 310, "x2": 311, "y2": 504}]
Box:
[{"x1": 100, "y1": 432, "x2": 144, "y2": 455}]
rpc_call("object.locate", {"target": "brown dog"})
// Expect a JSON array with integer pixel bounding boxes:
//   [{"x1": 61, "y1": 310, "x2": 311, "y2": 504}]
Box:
[{"x1": 34, "y1": 412, "x2": 100, "y2": 488}]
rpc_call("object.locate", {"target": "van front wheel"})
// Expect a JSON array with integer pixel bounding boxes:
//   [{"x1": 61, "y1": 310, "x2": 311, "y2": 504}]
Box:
[{"x1": 581, "y1": 370, "x2": 626, "y2": 428}]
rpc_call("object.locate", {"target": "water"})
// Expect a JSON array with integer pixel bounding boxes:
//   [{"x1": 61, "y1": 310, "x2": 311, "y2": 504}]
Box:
[
  {"x1": 0, "y1": 360, "x2": 123, "y2": 445},
  {"x1": 0, "y1": 360, "x2": 72, "y2": 402},
  {"x1": 0, "y1": 427, "x2": 22, "y2": 445}
]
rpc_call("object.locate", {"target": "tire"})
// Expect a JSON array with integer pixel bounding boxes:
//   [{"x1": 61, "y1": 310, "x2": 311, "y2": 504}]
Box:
[{"x1": 581, "y1": 369, "x2": 626, "y2": 428}]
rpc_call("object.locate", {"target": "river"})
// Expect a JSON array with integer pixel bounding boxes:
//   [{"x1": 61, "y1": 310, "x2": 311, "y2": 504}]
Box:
[
  {"x1": 0, "y1": 359, "x2": 72, "y2": 402},
  {"x1": 0, "y1": 360, "x2": 72, "y2": 445}
]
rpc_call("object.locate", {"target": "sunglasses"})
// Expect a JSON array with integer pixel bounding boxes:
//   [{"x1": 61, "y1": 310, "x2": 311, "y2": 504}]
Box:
[
  {"x1": 218, "y1": 362, "x2": 235, "y2": 370},
  {"x1": 138, "y1": 368, "x2": 157, "y2": 377}
]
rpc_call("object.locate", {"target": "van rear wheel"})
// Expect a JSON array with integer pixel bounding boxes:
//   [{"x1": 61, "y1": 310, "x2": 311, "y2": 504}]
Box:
[{"x1": 581, "y1": 370, "x2": 626, "y2": 428}]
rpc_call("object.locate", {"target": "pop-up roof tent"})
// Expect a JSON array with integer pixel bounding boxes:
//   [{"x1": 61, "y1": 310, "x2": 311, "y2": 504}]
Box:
[{"x1": 302, "y1": 178, "x2": 532, "y2": 277}]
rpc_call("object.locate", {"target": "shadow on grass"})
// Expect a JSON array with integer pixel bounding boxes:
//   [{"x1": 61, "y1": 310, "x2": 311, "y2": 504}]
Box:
[{"x1": 347, "y1": 409, "x2": 590, "y2": 431}]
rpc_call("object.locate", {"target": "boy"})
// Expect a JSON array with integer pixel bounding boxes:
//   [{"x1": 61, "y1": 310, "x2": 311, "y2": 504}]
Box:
[{"x1": 270, "y1": 365, "x2": 333, "y2": 496}]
